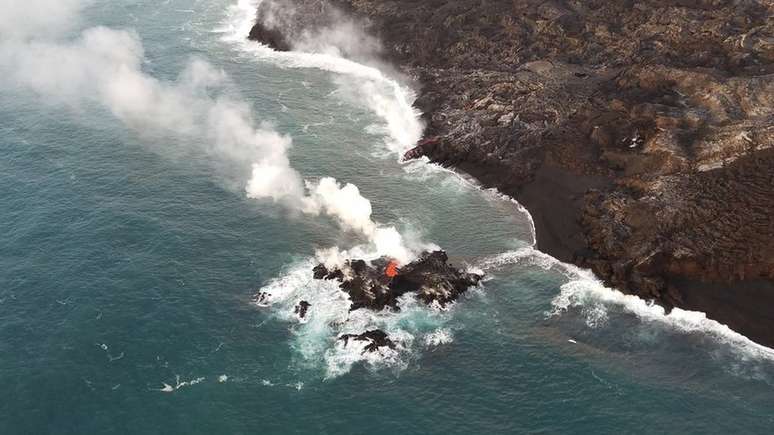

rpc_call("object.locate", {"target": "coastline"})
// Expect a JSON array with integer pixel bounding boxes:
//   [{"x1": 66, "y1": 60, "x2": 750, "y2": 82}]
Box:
[{"x1": 246, "y1": 0, "x2": 774, "y2": 347}]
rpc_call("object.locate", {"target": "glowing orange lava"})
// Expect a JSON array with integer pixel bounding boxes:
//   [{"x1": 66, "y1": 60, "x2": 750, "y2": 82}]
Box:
[{"x1": 385, "y1": 260, "x2": 399, "y2": 278}]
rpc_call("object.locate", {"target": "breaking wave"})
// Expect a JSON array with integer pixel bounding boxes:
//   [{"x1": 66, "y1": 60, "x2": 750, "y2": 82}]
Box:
[{"x1": 477, "y1": 247, "x2": 774, "y2": 362}]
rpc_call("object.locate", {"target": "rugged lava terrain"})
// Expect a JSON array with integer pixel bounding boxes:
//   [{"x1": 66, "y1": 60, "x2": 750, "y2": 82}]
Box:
[
  {"x1": 250, "y1": 0, "x2": 774, "y2": 346},
  {"x1": 313, "y1": 251, "x2": 482, "y2": 312}
]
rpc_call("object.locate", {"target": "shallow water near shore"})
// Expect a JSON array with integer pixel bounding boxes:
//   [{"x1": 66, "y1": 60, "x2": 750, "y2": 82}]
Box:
[{"x1": 2, "y1": 1, "x2": 774, "y2": 433}]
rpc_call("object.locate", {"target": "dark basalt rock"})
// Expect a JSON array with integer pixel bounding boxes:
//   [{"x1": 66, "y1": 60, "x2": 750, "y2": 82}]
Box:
[
  {"x1": 247, "y1": 22, "x2": 292, "y2": 51},
  {"x1": 402, "y1": 145, "x2": 423, "y2": 162},
  {"x1": 294, "y1": 300, "x2": 311, "y2": 319},
  {"x1": 339, "y1": 329, "x2": 396, "y2": 353},
  {"x1": 403, "y1": 137, "x2": 441, "y2": 161},
  {"x1": 314, "y1": 251, "x2": 482, "y2": 312},
  {"x1": 255, "y1": 291, "x2": 270, "y2": 306}
]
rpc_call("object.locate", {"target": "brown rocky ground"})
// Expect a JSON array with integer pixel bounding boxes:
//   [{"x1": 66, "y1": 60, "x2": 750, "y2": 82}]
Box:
[{"x1": 249, "y1": 0, "x2": 774, "y2": 346}]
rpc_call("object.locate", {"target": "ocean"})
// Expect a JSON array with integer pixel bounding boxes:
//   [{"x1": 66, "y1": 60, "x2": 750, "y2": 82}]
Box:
[{"x1": 1, "y1": 1, "x2": 773, "y2": 433}]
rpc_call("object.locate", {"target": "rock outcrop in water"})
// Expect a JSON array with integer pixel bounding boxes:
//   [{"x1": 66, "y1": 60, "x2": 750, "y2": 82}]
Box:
[
  {"x1": 249, "y1": 0, "x2": 774, "y2": 347},
  {"x1": 312, "y1": 251, "x2": 481, "y2": 352},
  {"x1": 314, "y1": 250, "x2": 482, "y2": 312},
  {"x1": 339, "y1": 330, "x2": 396, "y2": 353},
  {"x1": 294, "y1": 300, "x2": 311, "y2": 319}
]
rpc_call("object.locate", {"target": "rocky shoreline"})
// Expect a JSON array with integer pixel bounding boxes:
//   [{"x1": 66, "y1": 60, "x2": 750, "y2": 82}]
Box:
[{"x1": 249, "y1": 0, "x2": 774, "y2": 347}]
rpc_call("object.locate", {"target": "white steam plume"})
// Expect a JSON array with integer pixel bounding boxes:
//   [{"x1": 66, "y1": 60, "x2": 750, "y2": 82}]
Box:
[
  {"x1": 1, "y1": 23, "x2": 307, "y2": 207},
  {"x1": 303, "y1": 178, "x2": 412, "y2": 263},
  {"x1": 0, "y1": 0, "x2": 416, "y2": 262}
]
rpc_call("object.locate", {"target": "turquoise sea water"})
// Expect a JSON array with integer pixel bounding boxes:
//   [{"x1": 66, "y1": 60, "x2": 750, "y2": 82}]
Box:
[{"x1": 2, "y1": 1, "x2": 774, "y2": 433}]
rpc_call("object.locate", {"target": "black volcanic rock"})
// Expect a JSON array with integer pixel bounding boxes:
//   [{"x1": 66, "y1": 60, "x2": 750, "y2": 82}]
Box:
[
  {"x1": 314, "y1": 251, "x2": 482, "y2": 312},
  {"x1": 339, "y1": 329, "x2": 396, "y2": 353},
  {"x1": 248, "y1": 22, "x2": 292, "y2": 51},
  {"x1": 294, "y1": 300, "x2": 311, "y2": 319},
  {"x1": 255, "y1": 291, "x2": 270, "y2": 306}
]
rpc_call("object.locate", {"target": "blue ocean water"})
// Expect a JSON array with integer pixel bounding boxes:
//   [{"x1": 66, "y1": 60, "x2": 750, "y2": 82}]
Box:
[{"x1": 1, "y1": 1, "x2": 773, "y2": 433}]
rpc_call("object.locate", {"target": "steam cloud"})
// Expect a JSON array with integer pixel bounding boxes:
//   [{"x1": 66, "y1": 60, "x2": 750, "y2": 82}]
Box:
[
  {"x1": 0, "y1": 0, "x2": 415, "y2": 263},
  {"x1": 257, "y1": 0, "x2": 383, "y2": 61}
]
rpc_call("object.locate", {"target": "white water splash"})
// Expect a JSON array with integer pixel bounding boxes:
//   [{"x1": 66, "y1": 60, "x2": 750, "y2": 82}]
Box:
[
  {"x1": 424, "y1": 328, "x2": 454, "y2": 347},
  {"x1": 401, "y1": 158, "x2": 537, "y2": 246},
  {"x1": 157, "y1": 375, "x2": 206, "y2": 392},
  {"x1": 477, "y1": 247, "x2": 774, "y2": 361}
]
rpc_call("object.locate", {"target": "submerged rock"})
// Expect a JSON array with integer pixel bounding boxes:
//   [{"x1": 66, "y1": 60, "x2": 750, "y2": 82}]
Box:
[
  {"x1": 254, "y1": 291, "x2": 271, "y2": 307},
  {"x1": 294, "y1": 300, "x2": 311, "y2": 319},
  {"x1": 339, "y1": 329, "x2": 396, "y2": 353},
  {"x1": 313, "y1": 251, "x2": 482, "y2": 312}
]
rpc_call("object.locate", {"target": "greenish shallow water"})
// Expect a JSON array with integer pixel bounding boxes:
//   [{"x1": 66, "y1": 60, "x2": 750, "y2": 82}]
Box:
[{"x1": 1, "y1": 1, "x2": 773, "y2": 433}]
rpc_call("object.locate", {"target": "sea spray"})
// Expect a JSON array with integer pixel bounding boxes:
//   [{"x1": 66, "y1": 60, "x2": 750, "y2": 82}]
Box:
[
  {"x1": 476, "y1": 247, "x2": 774, "y2": 362},
  {"x1": 1, "y1": 0, "x2": 418, "y2": 269}
]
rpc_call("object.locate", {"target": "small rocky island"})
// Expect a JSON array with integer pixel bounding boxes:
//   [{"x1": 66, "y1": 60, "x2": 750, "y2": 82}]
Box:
[
  {"x1": 314, "y1": 250, "x2": 482, "y2": 311},
  {"x1": 249, "y1": 0, "x2": 774, "y2": 347},
  {"x1": 315, "y1": 251, "x2": 482, "y2": 352}
]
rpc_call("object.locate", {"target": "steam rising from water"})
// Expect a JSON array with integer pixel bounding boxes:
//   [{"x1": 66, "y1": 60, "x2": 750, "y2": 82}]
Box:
[
  {"x1": 223, "y1": 0, "x2": 425, "y2": 256},
  {"x1": 0, "y1": 0, "x2": 86, "y2": 40},
  {"x1": 1, "y1": 1, "x2": 302, "y2": 197},
  {"x1": 0, "y1": 0, "x2": 415, "y2": 263},
  {"x1": 2, "y1": 0, "x2": 428, "y2": 376}
]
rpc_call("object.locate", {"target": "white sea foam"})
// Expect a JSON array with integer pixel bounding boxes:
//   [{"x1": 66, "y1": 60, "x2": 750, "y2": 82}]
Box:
[
  {"x1": 424, "y1": 328, "x2": 454, "y2": 347},
  {"x1": 552, "y1": 276, "x2": 774, "y2": 360},
  {"x1": 401, "y1": 158, "x2": 537, "y2": 246},
  {"x1": 477, "y1": 247, "x2": 560, "y2": 274},
  {"x1": 158, "y1": 375, "x2": 206, "y2": 392},
  {"x1": 477, "y1": 247, "x2": 774, "y2": 361}
]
